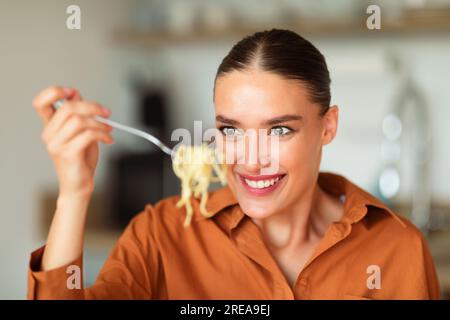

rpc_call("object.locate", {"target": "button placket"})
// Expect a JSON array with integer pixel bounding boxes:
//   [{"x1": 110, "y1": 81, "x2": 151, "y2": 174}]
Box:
[
  {"x1": 294, "y1": 275, "x2": 310, "y2": 300},
  {"x1": 299, "y1": 277, "x2": 308, "y2": 286}
]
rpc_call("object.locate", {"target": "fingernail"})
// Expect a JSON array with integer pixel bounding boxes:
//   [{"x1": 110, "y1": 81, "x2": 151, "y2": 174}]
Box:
[
  {"x1": 102, "y1": 107, "x2": 111, "y2": 116},
  {"x1": 63, "y1": 87, "x2": 75, "y2": 98}
]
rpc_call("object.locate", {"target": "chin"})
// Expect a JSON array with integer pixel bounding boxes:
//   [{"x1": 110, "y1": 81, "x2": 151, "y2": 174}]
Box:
[{"x1": 237, "y1": 200, "x2": 278, "y2": 220}]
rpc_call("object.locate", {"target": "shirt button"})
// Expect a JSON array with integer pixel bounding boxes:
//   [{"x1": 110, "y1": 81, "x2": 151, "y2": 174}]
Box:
[{"x1": 299, "y1": 277, "x2": 308, "y2": 286}]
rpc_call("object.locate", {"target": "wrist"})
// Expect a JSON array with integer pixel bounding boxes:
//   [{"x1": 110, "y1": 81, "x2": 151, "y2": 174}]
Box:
[{"x1": 57, "y1": 191, "x2": 92, "y2": 210}]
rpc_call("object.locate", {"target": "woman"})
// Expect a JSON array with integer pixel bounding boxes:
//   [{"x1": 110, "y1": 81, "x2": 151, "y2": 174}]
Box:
[{"x1": 28, "y1": 29, "x2": 440, "y2": 299}]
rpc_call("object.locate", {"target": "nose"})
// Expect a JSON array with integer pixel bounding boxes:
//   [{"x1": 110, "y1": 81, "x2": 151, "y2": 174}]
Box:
[
  {"x1": 238, "y1": 132, "x2": 273, "y2": 173},
  {"x1": 217, "y1": 129, "x2": 279, "y2": 173}
]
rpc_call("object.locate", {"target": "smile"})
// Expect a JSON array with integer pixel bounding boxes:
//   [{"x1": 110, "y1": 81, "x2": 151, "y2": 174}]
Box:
[{"x1": 237, "y1": 173, "x2": 286, "y2": 196}]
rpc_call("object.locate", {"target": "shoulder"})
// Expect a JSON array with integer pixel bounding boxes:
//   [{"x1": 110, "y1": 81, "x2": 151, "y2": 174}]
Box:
[
  {"x1": 356, "y1": 204, "x2": 432, "y2": 268},
  {"x1": 331, "y1": 172, "x2": 427, "y2": 251},
  {"x1": 355, "y1": 207, "x2": 439, "y2": 298},
  {"x1": 127, "y1": 194, "x2": 186, "y2": 234},
  {"x1": 127, "y1": 186, "x2": 236, "y2": 236}
]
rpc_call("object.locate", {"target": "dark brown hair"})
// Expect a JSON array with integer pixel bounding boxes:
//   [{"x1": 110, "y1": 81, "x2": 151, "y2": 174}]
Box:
[{"x1": 214, "y1": 29, "x2": 331, "y2": 116}]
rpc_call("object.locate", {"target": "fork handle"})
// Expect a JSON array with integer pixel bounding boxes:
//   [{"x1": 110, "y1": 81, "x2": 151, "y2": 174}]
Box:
[{"x1": 53, "y1": 99, "x2": 173, "y2": 156}]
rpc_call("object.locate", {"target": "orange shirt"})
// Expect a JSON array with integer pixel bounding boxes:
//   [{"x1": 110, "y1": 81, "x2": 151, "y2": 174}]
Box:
[{"x1": 27, "y1": 172, "x2": 440, "y2": 299}]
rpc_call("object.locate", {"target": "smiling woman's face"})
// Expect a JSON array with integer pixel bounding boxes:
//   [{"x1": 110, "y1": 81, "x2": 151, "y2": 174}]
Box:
[{"x1": 214, "y1": 69, "x2": 338, "y2": 219}]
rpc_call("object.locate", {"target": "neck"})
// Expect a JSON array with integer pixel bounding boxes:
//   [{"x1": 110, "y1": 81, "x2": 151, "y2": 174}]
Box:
[{"x1": 252, "y1": 183, "x2": 340, "y2": 250}]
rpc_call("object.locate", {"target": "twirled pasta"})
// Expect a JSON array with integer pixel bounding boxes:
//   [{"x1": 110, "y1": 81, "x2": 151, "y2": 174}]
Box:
[{"x1": 172, "y1": 144, "x2": 227, "y2": 227}]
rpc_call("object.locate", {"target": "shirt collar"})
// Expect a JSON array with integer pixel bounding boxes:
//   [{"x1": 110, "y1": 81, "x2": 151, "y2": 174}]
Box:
[
  {"x1": 194, "y1": 184, "x2": 238, "y2": 221},
  {"x1": 194, "y1": 171, "x2": 406, "y2": 229},
  {"x1": 317, "y1": 172, "x2": 406, "y2": 228}
]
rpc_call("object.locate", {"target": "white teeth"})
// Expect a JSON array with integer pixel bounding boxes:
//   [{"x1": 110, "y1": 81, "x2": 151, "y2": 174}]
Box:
[
  {"x1": 245, "y1": 179, "x2": 258, "y2": 188},
  {"x1": 244, "y1": 176, "x2": 283, "y2": 189}
]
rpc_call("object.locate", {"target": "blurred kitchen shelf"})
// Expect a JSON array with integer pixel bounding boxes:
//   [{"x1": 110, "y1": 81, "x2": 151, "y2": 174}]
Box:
[{"x1": 112, "y1": 16, "x2": 450, "y2": 47}]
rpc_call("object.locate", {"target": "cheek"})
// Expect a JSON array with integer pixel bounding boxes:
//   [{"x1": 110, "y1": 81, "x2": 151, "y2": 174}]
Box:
[
  {"x1": 278, "y1": 144, "x2": 304, "y2": 171},
  {"x1": 278, "y1": 134, "x2": 321, "y2": 171},
  {"x1": 225, "y1": 164, "x2": 239, "y2": 194}
]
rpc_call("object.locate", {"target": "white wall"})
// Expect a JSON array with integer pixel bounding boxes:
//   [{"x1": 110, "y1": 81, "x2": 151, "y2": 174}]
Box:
[
  {"x1": 318, "y1": 35, "x2": 450, "y2": 200},
  {"x1": 1, "y1": 0, "x2": 449, "y2": 299},
  {"x1": 0, "y1": 0, "x2": 135, "y2": 299}
]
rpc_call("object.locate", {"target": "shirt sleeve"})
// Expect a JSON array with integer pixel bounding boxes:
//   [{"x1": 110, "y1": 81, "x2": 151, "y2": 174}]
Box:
[
  {"x1": 402, "y1": 230, "x2": 441, "y2": 300},
  {"x1": 27, "y1": 204, "x2": 160, "y2": 300},
  {"x1": 417, "y1": 233, "x2": 441, "y2": 299}
]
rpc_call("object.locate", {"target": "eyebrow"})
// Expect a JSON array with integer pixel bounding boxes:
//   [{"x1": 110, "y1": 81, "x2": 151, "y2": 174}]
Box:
[
  {"x1": 265, "y1": 115, "x2": 303, "y2": 126},
  {"x1": 216, "y1": 114, "x2": 303, "y2": 126}
]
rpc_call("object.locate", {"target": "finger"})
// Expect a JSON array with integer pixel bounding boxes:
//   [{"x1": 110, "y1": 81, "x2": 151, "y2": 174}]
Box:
[
  {"x1": 64, "y1": 129, "x2": 114, "y2": 155},
  {"x1": 43, "y1": 101, "x2": 111, "y2": 141},
  {"x1": 71, "y1": 89, "x2": 83, "y2": 101},
  {"x1": 32, "y1": 86, "x2": 76, "y2": 124},
  {"x1": 49, "y1": 116, "x2": 112, "y2": 148}
]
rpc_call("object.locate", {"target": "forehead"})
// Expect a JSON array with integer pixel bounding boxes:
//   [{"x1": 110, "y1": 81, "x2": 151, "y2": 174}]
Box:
[{"x1": 214, "y1": 70, "x2": 312, "y2": 118}]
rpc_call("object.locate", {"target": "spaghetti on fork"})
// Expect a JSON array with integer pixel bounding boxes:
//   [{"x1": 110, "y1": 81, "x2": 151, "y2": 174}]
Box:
[{"x1": 172, "y1": 144, "x2": 227, "y2": 227}]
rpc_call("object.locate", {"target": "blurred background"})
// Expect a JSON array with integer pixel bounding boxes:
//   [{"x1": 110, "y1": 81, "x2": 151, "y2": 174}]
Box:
[{"x1": 0, "y1": 0, "x2": 449, "y2": 299}]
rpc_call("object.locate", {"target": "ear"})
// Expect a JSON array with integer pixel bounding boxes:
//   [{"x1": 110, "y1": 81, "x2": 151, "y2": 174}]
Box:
[{"x1": 321, "y1": 105, "x2": 339, "y2": 146}]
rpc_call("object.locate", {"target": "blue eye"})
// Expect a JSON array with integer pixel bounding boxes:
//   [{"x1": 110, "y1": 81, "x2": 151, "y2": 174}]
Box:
[
  {"x1": 220, "y1": 126, "x2": 243, "y2": 137},
  {"x1": 270, "y1": 126, "x2": 292, "y2": 136}
]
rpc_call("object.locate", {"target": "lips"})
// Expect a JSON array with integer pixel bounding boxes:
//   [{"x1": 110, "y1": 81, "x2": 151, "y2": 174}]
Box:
[{"x1": 237, "y1": 173, "x2": 286, "y2": 196}]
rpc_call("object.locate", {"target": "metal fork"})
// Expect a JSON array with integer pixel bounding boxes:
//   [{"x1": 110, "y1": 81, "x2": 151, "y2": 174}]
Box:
[{"x1": 53, "y1": 99, "x2": 173, "y2": 156}]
